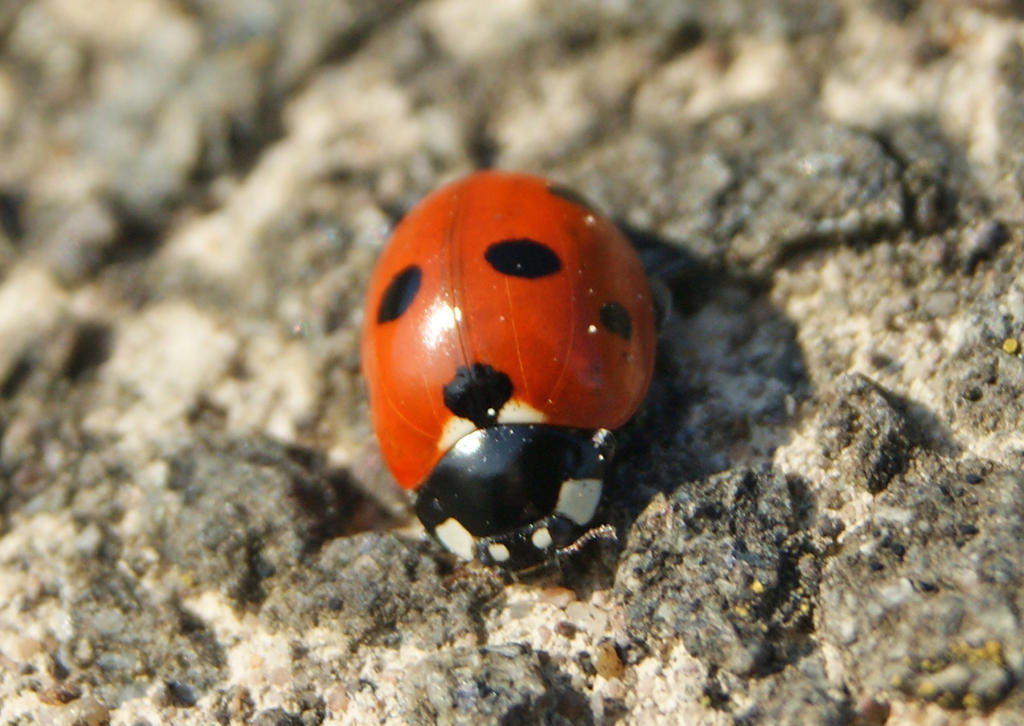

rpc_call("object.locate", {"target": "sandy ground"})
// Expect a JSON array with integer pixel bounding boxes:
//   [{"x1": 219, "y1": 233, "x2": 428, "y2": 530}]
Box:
[{"x1": 1, "y1": 1, "x2": 1024, "y2": 724}]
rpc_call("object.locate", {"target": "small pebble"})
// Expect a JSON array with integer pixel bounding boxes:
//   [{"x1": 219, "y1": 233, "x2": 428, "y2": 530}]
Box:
[
  {"x1": 554, "y1": 620, "x2": 578, "y2": 638},
  {"x1": 594, "y1": 640, "x2": 625, "y2": 679},
  {"x1": 37, "y1": 681, "x2": 82, "y2": 705},
  {"x1": 539, "y1": 587, "x2": 577, "y2": 608}
]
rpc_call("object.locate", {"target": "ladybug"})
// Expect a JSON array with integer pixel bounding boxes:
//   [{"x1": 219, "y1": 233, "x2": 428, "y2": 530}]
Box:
[{"x1": 361, "y1": 171, "x2": 656, "y2": 570}]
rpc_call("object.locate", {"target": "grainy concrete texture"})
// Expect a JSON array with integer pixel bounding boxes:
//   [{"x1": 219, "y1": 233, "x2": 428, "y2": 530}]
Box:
[{"x1": 0, "y1": 1, "x2": 1023, "y2": 724}]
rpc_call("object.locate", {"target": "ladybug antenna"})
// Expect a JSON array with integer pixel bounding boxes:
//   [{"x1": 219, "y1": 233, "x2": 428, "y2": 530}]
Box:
[{"x1": 557, "y1": 522, "x2": 619, "y2": 557}]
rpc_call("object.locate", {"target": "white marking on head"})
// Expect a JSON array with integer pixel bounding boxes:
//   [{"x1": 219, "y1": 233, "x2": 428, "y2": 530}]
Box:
[
  {"x1": 487, "y1": 543, "x2": 511, "y2": 563},
  {"x1": 436, "y1": 416, "x2": 477, "y2": 453},
  {"x1": 434, "y1": 518, "x2": 476, "y2": 561},
  {"x1": 497, "y1": 398, "x2": 546, "y2": 424},
  {"x1": 554, "y1": 477, "x2": 603, "y2": 526},
  {"x1": 531, "y1": 526, "x2": 553, "y2": 550},
  {"x1": 451, "y1": 429, "x2": 485, "y2": 457}
]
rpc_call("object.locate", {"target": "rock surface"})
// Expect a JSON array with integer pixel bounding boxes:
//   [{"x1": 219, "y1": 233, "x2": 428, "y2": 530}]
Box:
[{"x1": 1, "y1": 1, "x2": 1023, "y2": 724}]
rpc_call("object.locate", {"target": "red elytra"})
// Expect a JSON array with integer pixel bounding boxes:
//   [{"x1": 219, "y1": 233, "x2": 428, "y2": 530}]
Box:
[{"x1": 361, "y1": 171, "x2": 656, "y2": 492}]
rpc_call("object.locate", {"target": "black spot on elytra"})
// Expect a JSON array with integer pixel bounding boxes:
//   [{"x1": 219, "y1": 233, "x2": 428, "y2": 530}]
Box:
[
  {"x1": 485, "y1": 239, "x2": 561, "y2": 279},
  {"x1": 443, "y1": 363, "x2": 513, "y2": 428},
  {"x1": 546, "y1": 182, "x2": 598, "y2": 214},
  {"x1": 376, "y1": 265, "x2": 421, "y2": 324},
  {"x1": 600, "y1": 301, "x2": 632, "y2": 341}
]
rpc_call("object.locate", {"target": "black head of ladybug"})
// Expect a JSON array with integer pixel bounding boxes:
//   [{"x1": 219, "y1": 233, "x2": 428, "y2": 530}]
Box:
[{"x1": 413, "y1": 425, "x2": 615, "y2": 570}]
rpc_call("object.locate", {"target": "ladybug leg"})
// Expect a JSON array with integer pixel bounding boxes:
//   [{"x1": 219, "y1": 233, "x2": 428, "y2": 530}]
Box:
[
  {"x1": 443, "y1": 559, "x2": 509, "y2": 589},
  {"x1": 649, "y1": 277, "x2": 673, "y2": 333}
]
